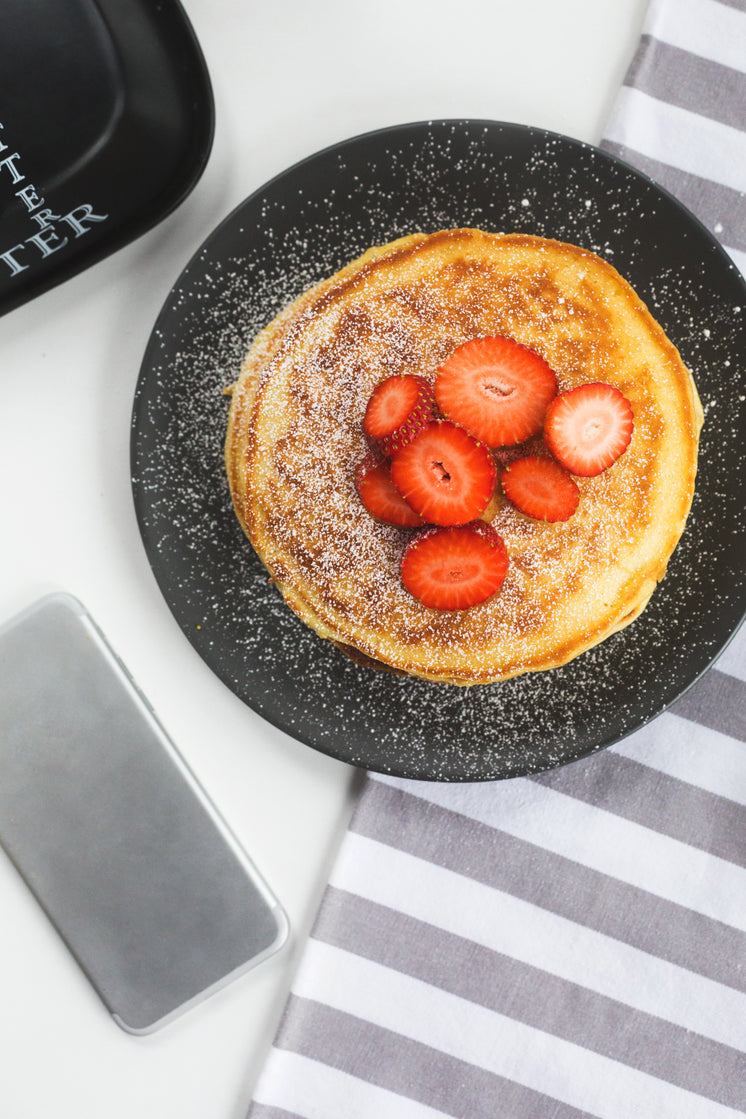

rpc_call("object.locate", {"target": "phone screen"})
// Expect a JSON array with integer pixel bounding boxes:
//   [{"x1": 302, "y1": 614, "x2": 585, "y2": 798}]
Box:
[{"x1": 0, "y1": 593, "x2": 288, "y2": 1033}]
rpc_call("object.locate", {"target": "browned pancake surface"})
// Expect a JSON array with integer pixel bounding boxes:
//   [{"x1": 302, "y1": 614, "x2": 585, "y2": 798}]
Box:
[{"x1": 226, "y1": 229, "x2": 702, "y2": 684}]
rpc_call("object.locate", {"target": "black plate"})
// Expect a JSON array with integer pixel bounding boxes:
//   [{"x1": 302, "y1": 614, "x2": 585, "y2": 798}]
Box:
[
  {"x1": 0, "y1": 0, "x2": 213, "y2": 317},
  {"x1": 131, "y1": 119, "x2": 746, "y2": 782}
]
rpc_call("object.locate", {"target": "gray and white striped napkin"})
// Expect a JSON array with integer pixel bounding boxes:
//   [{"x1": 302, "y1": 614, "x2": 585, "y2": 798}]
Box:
[
  {"x1": 248, "y1": 1, "x2": 746, "y2": 1115},
  {"x1": 602, "y1": 0, "x2": 746, "y2": 275}
]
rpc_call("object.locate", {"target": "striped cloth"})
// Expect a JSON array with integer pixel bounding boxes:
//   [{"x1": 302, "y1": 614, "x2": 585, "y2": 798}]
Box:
[
  {"x1": 601, "y1": 0, "x2": 746, "y2": 276},
  {"x1": 248, "y1": 2, "x2": 746, "y2": 1116}
]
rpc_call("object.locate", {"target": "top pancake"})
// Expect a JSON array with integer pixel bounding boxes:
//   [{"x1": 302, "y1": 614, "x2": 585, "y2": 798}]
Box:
[{"x1": 225, "y1": 229, "x2": 702, "y2": 685}]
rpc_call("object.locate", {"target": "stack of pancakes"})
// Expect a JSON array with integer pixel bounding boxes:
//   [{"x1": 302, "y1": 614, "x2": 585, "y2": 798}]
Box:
[{"x1": 225, "y1": 229, "x2": 702, "y2": 685}]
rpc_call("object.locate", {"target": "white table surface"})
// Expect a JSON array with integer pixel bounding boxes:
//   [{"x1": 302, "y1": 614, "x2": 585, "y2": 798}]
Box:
[{"x1": 0, "y1": 1, "x2": 648, "y2": 1115}]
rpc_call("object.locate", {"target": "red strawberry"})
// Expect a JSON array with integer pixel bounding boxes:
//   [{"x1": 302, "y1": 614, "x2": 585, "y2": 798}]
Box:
[
  {"x1": 390, "y1": 420, "x2": 496, "y2": 526},
  {"x1": 401, "y1": 522, "x2": 509, "y2": 610},
  {"x1": 501, "y1": 455, "x2": 580, "y2": 522},
  {"x1": 354, "y1": 453, "x2": 424, "y2": 527},
  {"x1": 363, "y1": 374, "x2": 437, "y2": 455},
  {"x1": 435, "y1": 336, "x2": 558, "y2": 447},
  {"x1": 544, "y1": 382, "x2": 634, "y2": 476}
]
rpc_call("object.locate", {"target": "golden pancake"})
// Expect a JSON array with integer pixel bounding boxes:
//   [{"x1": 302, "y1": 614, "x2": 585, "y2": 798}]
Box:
[{"x1": 225, "y1": 229, "x2": 702, "y2": 685}]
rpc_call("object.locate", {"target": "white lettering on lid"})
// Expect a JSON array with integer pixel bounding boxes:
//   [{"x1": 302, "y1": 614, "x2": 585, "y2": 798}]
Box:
[
  {"x1": 0, "y1": 152, "x2": 24, "y2": 184},
  {"x1": 0, "y1": 120, "x2": 110, "y2": 279},
  {"x1": 26, "y1": 227, "x2": 68, "y2": 258},
  {"x1": 0, "y1": 244, "x2": 28, "y2": 276},
  {"x1": 15, "y1": 183, "x2": 44, "y2": 212},
  {"x1": 60, "y1": 204, "x2": 109, "y2": 238},
  {"x1": 30, "y1": 208, "x2": 60, "y2": 230}
]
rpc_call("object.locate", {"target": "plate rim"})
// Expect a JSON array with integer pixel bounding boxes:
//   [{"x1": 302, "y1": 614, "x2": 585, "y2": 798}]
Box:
[{"x1": 131, "y1": 116, "x2": 746, "y2": 781}]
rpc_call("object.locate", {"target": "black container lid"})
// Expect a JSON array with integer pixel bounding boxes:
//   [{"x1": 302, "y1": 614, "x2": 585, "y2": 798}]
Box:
[{"x1": 0, "y1": 0, "x2": 214, "y2": 316}]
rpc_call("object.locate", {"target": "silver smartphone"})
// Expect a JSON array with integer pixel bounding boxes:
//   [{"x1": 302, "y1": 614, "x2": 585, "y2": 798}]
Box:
[{"x1": 0, "y1": 593, "x2": 288, "y2": 1034}]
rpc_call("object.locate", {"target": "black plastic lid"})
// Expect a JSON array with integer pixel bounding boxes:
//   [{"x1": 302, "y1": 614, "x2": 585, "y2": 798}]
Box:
[{"x1": 0, "y1": 0, "x2": 214, "y2": 316}]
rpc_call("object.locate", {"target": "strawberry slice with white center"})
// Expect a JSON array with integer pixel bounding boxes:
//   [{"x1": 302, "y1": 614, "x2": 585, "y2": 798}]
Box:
[
  {"x1": 435, "y1": 336, "x2": 558, "y2": 447},
  {"x1": 401, "y1": 522, "x2": 509, "y2": 610},
  {"x1": 501, "y1": 455, "x2": 580, "y2": 522},
  {"x1": 363, "y1": 374, "x2": 437, "y2": 455},
  {"x1": 390, "y1": 420, "x2": 496, "y2": 527},
  {"x1": 544, "y1": 382, "x2": 634, "y2": 476},
  {"x1": 354, "y1": 453, "x2": 424, "y2": 527}
]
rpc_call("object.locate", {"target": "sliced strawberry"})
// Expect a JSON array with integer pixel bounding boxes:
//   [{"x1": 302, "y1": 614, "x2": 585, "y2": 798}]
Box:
[
  {"x1": 390, "y1": 420, "x2": 496, "y2": 527},
  {"x1": 401, "y1": 522, "x2": 509, "y2": 610},
  {"x1": 363, "y1": 374, "x2": 437, "y2": 455},
  {"x1": 435, "y1": 336, "x2": 557, "y2": 447},
  {"x1": 544, "y1": 382, "x2": 634, "y2": 476},
  {"x1": 354, "y1": 453, "x2": 424, "y2": 527},
  {"x1": 501, "y1": 455, "x2": 580, "y2": 522}
]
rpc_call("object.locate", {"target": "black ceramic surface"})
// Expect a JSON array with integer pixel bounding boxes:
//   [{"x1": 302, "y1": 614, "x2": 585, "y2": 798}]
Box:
[
  {"x1": 0, "y1": 0, "x2": 213, "y2": 316},
  {"x1": 131, "y1": 120, "x2": 746, "y2": 782}
]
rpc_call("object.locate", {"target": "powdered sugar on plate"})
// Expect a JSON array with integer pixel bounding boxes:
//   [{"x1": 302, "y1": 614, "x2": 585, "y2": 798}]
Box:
[{"x1": 131, "y1": 120, "x2": 746, "y2": 780}]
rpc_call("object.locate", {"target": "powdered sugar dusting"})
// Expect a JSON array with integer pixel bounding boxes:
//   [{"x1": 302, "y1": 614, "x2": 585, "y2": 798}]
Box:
[
  {"x1": 132, "y1": 120, "x2": 746, "y2": 781},
  {"x1": 239, "y1": 228, "x2": 687, "y2": 682}
]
